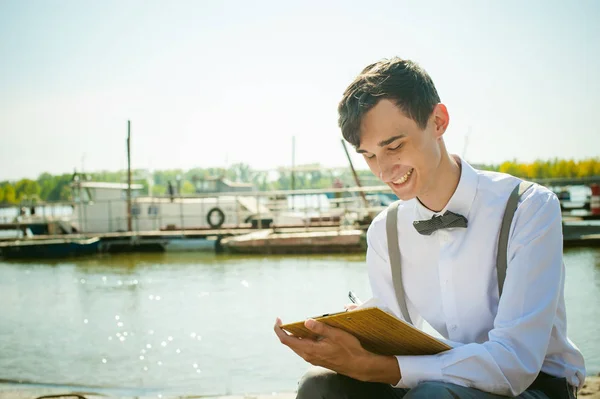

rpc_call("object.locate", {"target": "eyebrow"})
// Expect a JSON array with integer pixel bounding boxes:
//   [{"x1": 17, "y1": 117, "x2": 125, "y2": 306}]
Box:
[{"x1": 356, "y1": 134, "x2": 406, "y2": 154}]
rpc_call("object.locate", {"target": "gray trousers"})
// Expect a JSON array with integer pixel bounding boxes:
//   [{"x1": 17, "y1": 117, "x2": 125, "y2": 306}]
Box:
[{"x1": 296, "y1": 367, "x2": 559, "y2": 399}]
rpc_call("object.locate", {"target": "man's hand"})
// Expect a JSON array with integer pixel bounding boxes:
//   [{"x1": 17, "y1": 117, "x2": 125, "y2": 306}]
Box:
[{"x1": 274, "y1": 317, "x2": 401, "y2": 384}]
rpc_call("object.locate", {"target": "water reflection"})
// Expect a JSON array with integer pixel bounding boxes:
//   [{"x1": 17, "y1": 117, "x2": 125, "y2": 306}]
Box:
[{"x1": 0, "y1": 250, "x2": 597, "y2": 396}]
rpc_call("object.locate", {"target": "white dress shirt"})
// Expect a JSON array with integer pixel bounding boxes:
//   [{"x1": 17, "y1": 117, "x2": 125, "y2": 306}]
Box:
[{"x1": 366, "y1": 157, "x2": 586, "y2": 396}]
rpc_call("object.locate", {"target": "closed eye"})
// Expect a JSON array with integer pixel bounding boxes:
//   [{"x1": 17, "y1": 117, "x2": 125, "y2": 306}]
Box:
[{"x1": 388, "y1": 142, "x2": 403, "y2": 151}]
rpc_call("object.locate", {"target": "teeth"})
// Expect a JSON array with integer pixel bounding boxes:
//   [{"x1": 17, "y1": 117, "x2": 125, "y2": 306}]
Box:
[{"x1": 393, "y1": 168, "x2": 413, "y2": 185}]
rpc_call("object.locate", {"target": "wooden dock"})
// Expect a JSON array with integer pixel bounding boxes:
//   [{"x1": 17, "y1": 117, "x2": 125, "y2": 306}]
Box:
[
  {"x1": 0, "y1": 224, "x2": 367, "y2": 258},
  {"x1": 0, "y1": 216, "x2": 599, "y2": 259},
  {"x1": 221, "y1": 229, "x2": 366, "y2": 254}
]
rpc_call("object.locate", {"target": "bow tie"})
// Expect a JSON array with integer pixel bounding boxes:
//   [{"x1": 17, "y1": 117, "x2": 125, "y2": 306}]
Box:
[{"x1": 413, "y1": 211, "x2": 468, "y2": 236}]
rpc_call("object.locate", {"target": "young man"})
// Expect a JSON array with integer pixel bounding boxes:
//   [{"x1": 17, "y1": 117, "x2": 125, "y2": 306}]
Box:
[{"x1": 274, "y1": 57, "x2": 586, "y2": 398}]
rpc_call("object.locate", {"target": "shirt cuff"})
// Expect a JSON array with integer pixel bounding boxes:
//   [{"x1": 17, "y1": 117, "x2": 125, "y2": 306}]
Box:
[{"x1": 393, "y1": 355, "x2": 444, "y2": 388}]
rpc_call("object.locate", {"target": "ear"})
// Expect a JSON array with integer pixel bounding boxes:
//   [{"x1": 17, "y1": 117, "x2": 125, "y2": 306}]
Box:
[{"x1": 432, "y1": 103, "x2": 450, "y2": 139}]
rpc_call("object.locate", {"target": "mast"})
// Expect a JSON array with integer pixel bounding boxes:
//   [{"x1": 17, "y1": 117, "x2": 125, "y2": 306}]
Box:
[
  {"x1": 341, "y1": 139, "x2": 369, "y2": 209},
  {"x1": 127, "y1": 120, "x2": 132, "y2": 232}
]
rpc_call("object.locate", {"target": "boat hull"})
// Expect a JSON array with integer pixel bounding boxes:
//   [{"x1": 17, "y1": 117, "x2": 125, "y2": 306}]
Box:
[
  {"x1": 0, "y1": 238, "x2": 100, "y2": 259},
  {"x1": 221, "y1": 229, "x2": 366, "y2": 255}
]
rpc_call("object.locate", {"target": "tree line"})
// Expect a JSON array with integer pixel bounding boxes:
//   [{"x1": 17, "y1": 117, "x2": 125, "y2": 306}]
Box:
[{"x1": 1, "y1": 158, "x2": 598, "y2": 205}]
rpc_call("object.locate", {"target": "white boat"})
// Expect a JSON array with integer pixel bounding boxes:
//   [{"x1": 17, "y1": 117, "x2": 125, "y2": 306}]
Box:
[
  {"x1": 11, "y1": 178, "x2": 378, "y2": 236},
  {"x1": 70, "y1": 181, "x2": 274, "y2": 234}
]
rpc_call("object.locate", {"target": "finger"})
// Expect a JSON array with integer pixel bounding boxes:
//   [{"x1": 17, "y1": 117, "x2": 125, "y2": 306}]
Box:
[
  {"x1": 274, "y1": 319, "x2": 319, "y2": 356},
  {"x1": 274, "y1": 318, "x2": 293, "y2": 343},
  {"x1": 274, "y1": 318, "x2": 306, "y2": 345},
  {"x1": 304, "y1": 318, "x2": 335, "y2": 338},
  {"x1": 344, "y1": 303, "x2": 358, "y2": 311}
]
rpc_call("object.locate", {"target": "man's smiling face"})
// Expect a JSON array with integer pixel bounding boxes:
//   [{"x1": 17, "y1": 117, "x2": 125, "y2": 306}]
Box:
[{"x1": 356, "y1": 99, "x2": 448, "y2": 201}]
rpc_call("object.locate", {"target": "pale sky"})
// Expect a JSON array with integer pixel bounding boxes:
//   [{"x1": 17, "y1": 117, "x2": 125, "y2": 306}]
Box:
[{"x1": 1, "y1": 0, "x2": 598, "y2": 181}]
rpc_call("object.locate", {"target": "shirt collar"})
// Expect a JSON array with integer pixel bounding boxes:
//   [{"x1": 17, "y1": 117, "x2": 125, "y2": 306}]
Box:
[{"x1": 414, "y1": 156, "x2": 478, "y2": 220}]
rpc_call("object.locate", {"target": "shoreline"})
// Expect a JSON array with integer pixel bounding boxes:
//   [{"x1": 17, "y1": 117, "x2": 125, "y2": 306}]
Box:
[{"x1": 0, "y1": 376, "x2": 598, "y2": 399}]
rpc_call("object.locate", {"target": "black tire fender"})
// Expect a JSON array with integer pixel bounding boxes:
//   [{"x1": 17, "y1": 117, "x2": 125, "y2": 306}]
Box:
[{"x1": 206, "y1": 207, "x2": 225, "y2": 228}]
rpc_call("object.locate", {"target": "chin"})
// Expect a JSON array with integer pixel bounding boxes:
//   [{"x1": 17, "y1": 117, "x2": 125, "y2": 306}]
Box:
[
  {"x1": 393, "y1": 189, "x2": 418, "y2": 201},
  {"x1": 388, "y1": 172, "x2": 418, "y2": 201}
]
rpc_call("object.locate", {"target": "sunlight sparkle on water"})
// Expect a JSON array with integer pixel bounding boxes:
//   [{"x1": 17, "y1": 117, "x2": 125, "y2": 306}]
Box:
[{"x1": 83, "y1": 319, "x2": 88, "y2": 324}]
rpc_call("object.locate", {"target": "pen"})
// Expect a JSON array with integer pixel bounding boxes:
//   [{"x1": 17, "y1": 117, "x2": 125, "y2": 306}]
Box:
[{"x1": 348, "y1": 290, "x2": 363, "y2": 305}]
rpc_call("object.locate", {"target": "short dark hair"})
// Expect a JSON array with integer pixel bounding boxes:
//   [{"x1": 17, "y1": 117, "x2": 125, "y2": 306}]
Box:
[{"x1": 337, "y1": 57, "x2": 441, "y2": 147}]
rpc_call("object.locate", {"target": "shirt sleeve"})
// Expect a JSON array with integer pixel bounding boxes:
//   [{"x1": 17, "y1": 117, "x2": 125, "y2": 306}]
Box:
[{"x1": 392, "y1": 192, "x2": 565, "y2": 396}]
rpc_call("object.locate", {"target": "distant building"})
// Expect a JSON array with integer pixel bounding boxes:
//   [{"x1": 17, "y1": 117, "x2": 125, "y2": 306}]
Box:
[{"x1": 193, "y1": 176, "x2": 254, "y2": 194}]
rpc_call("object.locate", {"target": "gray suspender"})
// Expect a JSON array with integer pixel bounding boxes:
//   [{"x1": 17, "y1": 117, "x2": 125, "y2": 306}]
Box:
[
  {"x1": 385, "y1": 181, "x2": 534, "y2": 324},
  {"x1": 496, "y1": 181, "x2": 534, "y2": 297},
  {"x1": 386, "y1": 201, "x2": 413, "y2": 324}
]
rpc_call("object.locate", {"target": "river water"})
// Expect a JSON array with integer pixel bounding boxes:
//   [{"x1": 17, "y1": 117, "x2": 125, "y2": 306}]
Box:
[{"x1": 0, "y1": 249, "x2": 598, "y2": 396}]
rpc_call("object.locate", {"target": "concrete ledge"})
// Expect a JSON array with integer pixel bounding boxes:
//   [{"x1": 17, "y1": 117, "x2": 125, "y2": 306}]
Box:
[{"x1": 1, "y1": 377, "x2": 599, "y2": 399}]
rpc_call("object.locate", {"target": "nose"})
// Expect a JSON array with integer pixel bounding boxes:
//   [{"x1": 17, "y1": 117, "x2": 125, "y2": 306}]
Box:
[{"x1": 377, "y1": 158, "x2": 399, "y2": 183}]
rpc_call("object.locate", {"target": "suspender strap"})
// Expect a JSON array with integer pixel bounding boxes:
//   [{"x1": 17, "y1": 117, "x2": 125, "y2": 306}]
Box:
[
  {"x1": 496, "y1": 181, "x2": 534, "y2": 297},
  {"x1": 386, "y1": 200, "x2": 413, "y2": 324},
  {"x1": 385, "y1": 180, "x2": 535, "y2": 324}
]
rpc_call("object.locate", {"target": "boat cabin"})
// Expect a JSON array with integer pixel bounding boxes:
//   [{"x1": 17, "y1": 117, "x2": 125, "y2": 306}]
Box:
[
  {"x1": 193, "y1": 176, "x2": 254, "y2": 194},
  {"x1": 71, "y1": 181, "x2": 145, "y2": 203}
]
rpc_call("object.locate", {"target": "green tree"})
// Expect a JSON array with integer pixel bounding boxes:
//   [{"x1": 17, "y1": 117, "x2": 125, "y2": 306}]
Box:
[
  {"x1": 14, "y1": 179, "x2": 41, "y2": 201},
  {"x1": 181, "y1": 181, "x2": 196, "y2": 194},
  {"x1": 45, "y1": 174, "x2": 74, "y2": 201},
  {"x1": 3, "y1": 184, "x2": 17, "y2": 204},
  {"x1": 152, "y1": 184, "x2": 167, "y2": 196},
  {"x1": 228, "y1": 163, "x2": 253, "y2": 182}
]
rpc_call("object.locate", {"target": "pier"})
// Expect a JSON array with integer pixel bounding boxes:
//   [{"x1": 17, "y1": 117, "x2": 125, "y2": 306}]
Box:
[{"x1": 1, "y1": 179, "x2": 599, "y2": 258}]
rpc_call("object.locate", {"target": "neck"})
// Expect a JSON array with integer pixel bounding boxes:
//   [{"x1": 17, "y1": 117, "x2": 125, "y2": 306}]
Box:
[{"x1": 417, "y1": 153, "x2": 461, "y2": 212}]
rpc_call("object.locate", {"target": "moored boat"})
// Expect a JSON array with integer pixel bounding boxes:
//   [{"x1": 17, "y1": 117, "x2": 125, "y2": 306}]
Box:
[
  {"x1": 221, "y1": 228, "x2": 366, "y2": 254},
  {"x1": 0, "y1": 237, "x2": 100, "y2": 259}
]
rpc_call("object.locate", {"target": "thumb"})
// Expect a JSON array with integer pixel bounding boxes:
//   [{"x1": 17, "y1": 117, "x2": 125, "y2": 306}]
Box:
[{"x1": 304, "y1": 318, "x2": 332, "y2": 337}]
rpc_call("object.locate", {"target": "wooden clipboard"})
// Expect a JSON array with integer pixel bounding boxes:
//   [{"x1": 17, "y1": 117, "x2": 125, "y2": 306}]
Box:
[{"x1": 281, "y1": 307, "x2": 451, "y2": 356}]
